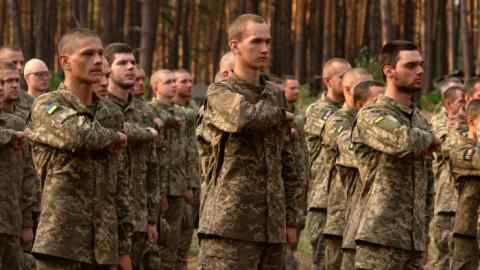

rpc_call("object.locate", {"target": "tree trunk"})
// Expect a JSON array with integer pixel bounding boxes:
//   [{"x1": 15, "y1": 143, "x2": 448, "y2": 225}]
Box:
[
  {"x1": 182, "y1": 0, "x2": 192, "y2": 69},
  {"x1": 404, "y1": 0, "x2": 416, "y2": 41},
  {"x1": 461, "y1": 0, "x2": 474, "y2": 80},
  {"x1": 8, "y1": 0, "x2": 23, "y2": 49},
  {"x1": 323, "y1": 0, "x2": 335, "y2": 64},
  {"x1": 446, "y1": 0, "x2": 455, "y2": 73},
  {"x1": 271, "y1": 0, "x2": 293, "y2": 76},
  {"x1": 335, "y1": 0, "x2": 345, "y2": 57},
  {"x1": 423, "y1": 0, "x2": 434, "y2": 93},
  {"x1": 367, "y1": 0, "x2": 381, "y2": 55},
  {"x1": 167, "y1": 0, "x2": 183, "y2": 69},
  {"x1": 71, "y1": 0, "x2": 88, "y2": 28},
  {"x1": 114, "y1": 0, "x2": 126, "y2": 42},
  {"x1": 101, "y1": 0, "x2": 114, "y2": 44},
  {"x1": 435, "y1": 0, "x2": 448, "y2": 77},
  {"x1": 140, "y1": 0, "x2": 159, "y2": 77},
  {"x1": 127, "y1": 0, "x2": 142, "y2": 50},
  {"x1": 0, "y1": 0, "x2": 5, "y2": 45},
  {"x1": 309, "y1": 0, "x2": 323, "y2": 77},
  {"x1": 294, "y1": 0, "x2": 307, "y2": 81},
  {"x1": 380, "y1": 0, "x2": 393, "y2": 44}
]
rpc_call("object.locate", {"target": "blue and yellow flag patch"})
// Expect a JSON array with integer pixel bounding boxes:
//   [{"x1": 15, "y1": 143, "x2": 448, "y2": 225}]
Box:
[{"x1": 46, "y1": 104, "x2": 60, "y2": 115}]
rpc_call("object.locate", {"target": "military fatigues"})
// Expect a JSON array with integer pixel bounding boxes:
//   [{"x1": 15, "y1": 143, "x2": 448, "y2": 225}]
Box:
[
  {"x1": 0, "y1": 112, "x2": 36, "y2": 270},
  {"x1": 27, "y1": 88, "x2": 132, "y2": 268},
  {"x1": 425, "y1": 108, "x2": 457, "y2": 270},
  {"x1": 197, "y1": 75, "x2": 300, "y2": 269},
  {"x1": 104, "y1": 94, "x2": 161, "y2": 270},
  {"x1": 285, "y1": 104, "x2": 310, "y2": 270},
  {"x1": 447, "y1": 132, "x2": 480, "y2": 270},
  {"x1": 351, "y1": 96, "x2": 432, "y2": 269},
  {"x1": 176, "y1": 100, "x2": 201, "y2": 270},
  {"x1": 149, "y1": 99, "x2": 190, "y2": 270},
  {"x1": 305, "y1": 94, "x2": 341, "y2": 270}
]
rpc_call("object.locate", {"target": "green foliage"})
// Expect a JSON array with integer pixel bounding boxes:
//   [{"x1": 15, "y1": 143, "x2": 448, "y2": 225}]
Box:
[
  {"x1": 419, "y1": 89, "x2": 442, "y2": 112},
  {"x1": 296, "y1": 84, "x2": 317, "y2": 110},
  {"x1": 354, "y1": 54, "x2": 383, "y2": 81},
  {"x1": 48, "y1": 72, "x2": 63, "y2": 90}
]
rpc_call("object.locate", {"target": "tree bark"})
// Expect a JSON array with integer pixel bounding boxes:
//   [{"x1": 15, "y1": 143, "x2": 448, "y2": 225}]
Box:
[
  {"x1": 446, "y1": 0, "x2": 455, "y2": 73},
  {"x1": 101, "y1": 0, "x2": 114, "y2": 44},
  {"x1": 114, "y1": 0, "x2": 126, "y2": 42},
  {"x1": 366, "y1": 0, "x2": 381, "y2": 55},
  {"x1": 167, "y1": 0, "x2": 183, "y2": 69},
  {"x1": 71, "y1": 0, "x2": 88, "y2": 28},
  {"x1": 309, "y1": 0, "x2": 323, "y2": 77},
  {"x1": 8, "y1": 0, "x2": 23, "y2": 49},
  {"x1": 294, "y1": 0, "x2": 307, "y2": 81},
  {"x1": 127, "y1": 0, "x2": 142, "y2": 50},
  {"x1": 0, "y1": 0, "x2": 5, "y2": 46},
  {"x1": 461, "y1": 0, "x2": 474, "y2": 80},
  {"x1": 140, "y1": 0, "x2": 159, "y2": 77},
  {"x1": 323, "y1": 0, "x2": 335, "y2": 64},
  {"x1": 380, "y1": 0, "x2": 393, "y2": 44},
  {"x1": 271, "y1": 0, "x2": 293, "y2": 76},
  {"x1": 182, "y1": 0, "x2": 192, "y2": 69},
  {"x1": 404, "y1": 0, "x2": 416, "y2": 41},
  {"x1": 423, "y1": 0, "x2": 434, "y2": 93}
]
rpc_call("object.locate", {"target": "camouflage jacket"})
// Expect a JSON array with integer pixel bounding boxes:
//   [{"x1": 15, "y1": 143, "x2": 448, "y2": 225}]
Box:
[
  {"x1": 105, "y1": 94, "x2": 160, "y2": 232},
  {"x1": 149, "y1": 99, "x2": 190, "y2": 196},
  {"x1": 28, "y1": 88, "x2": 132, "y2": 264},
  {"x1": 13, "y1": 90, "x2": 34, "y2": 121},
  {"x1": 352, "y1": 95, "x2": 432, "y2": 251},
  {"x1": 197, "y1": 75, "x2": 300, "y2": 243},
  {"x1": 178, "y1": 100, "x2": 201, "y2": 189},
  {"x1": 431, "y1": 108, "x2": 457, "y2": 214},
  {"x1": 305, "y1": 94, "x2": 342, "y2": 210},
  {"x1": 0, "y1": 112, "x2": 35, "y2": 236},
  {"x1": 323, "y1": 106, "x2": 357, "y2": 237}
]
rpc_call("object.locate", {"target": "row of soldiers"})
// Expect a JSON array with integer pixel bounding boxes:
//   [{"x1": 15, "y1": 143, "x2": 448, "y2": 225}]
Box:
[{"x1": 0, "y1": 29, "x2": 203, "y2": 269}]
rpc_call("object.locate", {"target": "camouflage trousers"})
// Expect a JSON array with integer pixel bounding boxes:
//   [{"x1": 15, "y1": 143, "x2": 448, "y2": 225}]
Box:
[
  {"x1": 355, "y1": 243, "x2": 423, "y2": 270},
  {"x1": 284, "y1": 246, "x2": 298, "y2": 270},
  {"x1": 325, "y1": 236, "x2": 343, "y2": 270},
  {"x1": 159, "y1": 196, "x2": 186, "y2": 270},
  {"x1": 450, "y1": 236, "x2": 479, "y2": 270},
  {"x1": 0, "y1": 234, "x2": 23, "y2": 270},
  {"x1": 131, "y1": 232, "x2": 162, "y2": 270},
  {"x1": 424, "y1": 213, "x2": 454, "y2": 270},
  {"x1": 198, "y1": 236, "x2": 285, "y2": 270},
  {"x1": 35, "y1": 255, "x2": 114, "y2": 270},
  {"x1": 306, "y1": 209, "x2": 327, "y2": 270},
  {"x1": 177, "y1": 188, "x2": 199, "y2": 270},
  {"x1": 340, "y1": 248, "x2": 355, "y2": 270}
]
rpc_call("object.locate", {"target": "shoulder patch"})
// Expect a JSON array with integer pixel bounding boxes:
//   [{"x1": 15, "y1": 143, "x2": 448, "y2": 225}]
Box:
[
  {"x1": 46, "y1": 103, "x2": 61, "y2": 115},
  {"x1": 374, "y1": 115, "x2": 401, "y2": 130},
  {"x1": 322, "y1": 110, "x2": 333, "y2": 120},
  {"x1": 374, "y1": 116, "x2": 384, "y2": 124},
  {"x1": 464, "y1": 148, "x2": 475, "y2": 161},
  {"x1": 336, "y1": 126, "x2": 344, "y2": 134}
]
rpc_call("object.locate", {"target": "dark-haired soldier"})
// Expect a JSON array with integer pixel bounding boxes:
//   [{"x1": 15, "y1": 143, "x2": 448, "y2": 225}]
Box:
[
  {"x1": 27, "y1": 29, "x2": 132, "y2": 270},
  {"x1": 351, "y1": 40, "x2": 439, "y2": 269}
]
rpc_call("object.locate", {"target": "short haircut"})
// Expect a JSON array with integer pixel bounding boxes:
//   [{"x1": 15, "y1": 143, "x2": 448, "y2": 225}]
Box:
[
  {"x1": 228, "y1": 14, "x2": 266, "y2": 42},
  {"x1": 322, "y1": 58, "x2": 351, "y2": 78},
  {"x1": 104, "y1": 42, "x2": 133, "y2": 65},
  {"x1": 219, "y1": 51, "x2": 234, "y2": 71},
  {"x1": 0, "y1": 47, "x2": 22, "y2": 58},
  {"x1": 282, "y1": 75, "x2": 297, "y2": 84},
  {"x1": 442, "y1": 86, "x2": 464, "y2": 106},
  {"x1": 380, "y1": 40, "x2": 418, "y2": 70},
  {"x1": 0, "y1": 61, "x2": 17, "y2": 72},
  {"x1": 465, "y1": 77, "x2": 480, "y2": 97},
  {"x1": 58, "y1": 28, "x2": 100, "y2": 55},
  {"x1": 466, "y1": 99, "x2": 480, "y2": 121},
  {"x1": 174, "y1": 69, "x2": 190, "y2": 76},
  {"x1": 435, "y1": 76, "x2": 464, "y2": 95},
  {"x1": 353, "y1": 80, "x2": 385, "y2": 104},
  {"x1": 150, "y1": 69, "x2": 172, "y2": 88},
  {"x1": 342, "y1": 68, "x2": 371, "y2": 88}
]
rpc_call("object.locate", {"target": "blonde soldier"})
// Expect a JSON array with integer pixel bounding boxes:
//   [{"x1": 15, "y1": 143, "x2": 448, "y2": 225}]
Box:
[
  {"x1": 0, "y1": 61, "x2": 35, "y2": 270},
  {"x1": 339, "y1": 80, "x2": 385, "y2": 270},
  {"x1": 92, "y1": 59, "x2": 110, "y2": 98},
  {"x1": 173, "y1": 69, "x2": 199, "y2": 270},
  {"x1": 305, "y1": 58, "x2": 351, "y2": 270},
  {"x1": 24, "y1": 59, "x2": 50, "y2": 98},
  {"x1": 322, "y1": 68, "x2": 373, "y2": 269},
  {"x1": 104, "y1": 43, "x2": 161, "y2": 270},
  {"x1": 149, "y1": 69, "x2": 191, "y2": 270}
]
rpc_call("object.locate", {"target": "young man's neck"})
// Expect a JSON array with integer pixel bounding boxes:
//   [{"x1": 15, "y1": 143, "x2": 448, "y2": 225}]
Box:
[
  {"x1": 326, "y1": 88, "x2": 344, "y2": 103},
  {"x1": 173, "y1": 95, "x2": 190, "y2": 106},
  {"x1": 385, "y1": 80, "x2": 413, "y2": 107},
  {"x1": 27, "y1": 88, "x2": 42, "y2": 98},
  {"x1": 155, "y1": 94, "x2": 173, "y2": 106},
  {"x1": 64, "y1": 76, "x2": 93, "y2": 106},
  {"x1": 108, "y1": 82, "x2": 130, "y2": 101},
  {"x1": 233, "y1": 62, "x2": 261, "y2": 86}
]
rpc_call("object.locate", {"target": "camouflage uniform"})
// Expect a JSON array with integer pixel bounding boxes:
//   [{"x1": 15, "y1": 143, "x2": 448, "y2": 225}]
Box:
[
  {"x1": 104, "y1": 94, "x2": 161, "y2": 270},
  {"x1": 305, "y1": 94, "x2": 342, "y2": 270},
  {"x1": 0, "y1": 112, "x2": 36, "y2": 270},
  {"x1": 197, "y1": 75, "x2": 300, "y2": 269},
  {"x1": 27, "y1": 87, "x2": 132, "y2": 268},
  {"x1": 351, "y1": 95, "x2": 433, "y2": 269},
  {"x1": 149, "y1": 99, "x2": 189, "y2": 270},
  {"x1": 447, "y1": 134, "x2": 480, "y2": 270},
  {"x1": 177, "y1": 100, "x2": 201, "y2": 270},
  {"x1": 425, "y1": 108, "x2": 457, "y2": 270},
  {"x1": 13, "y1": 90, "x2": 34, "y2": 121}
]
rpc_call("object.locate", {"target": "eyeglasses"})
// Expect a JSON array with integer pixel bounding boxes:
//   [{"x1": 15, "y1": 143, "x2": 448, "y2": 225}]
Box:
[{"x1": 30, "y1": 72, "x2": 50, "y2": 79}]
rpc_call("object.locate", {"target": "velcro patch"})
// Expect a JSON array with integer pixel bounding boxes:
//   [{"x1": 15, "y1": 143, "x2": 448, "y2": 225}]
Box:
[
  {"x1": 464, "y1": 148, "x2": 475, "y2": 161},
  {"x1": 374, "y1": 115, "x2": 401, "y2": 131},
  {"x1": 47, "y1": 104, "x2": 60, "y2": 115},
  {"x1": 322, "y1": 110, "x2": 333, "y2": 120}
]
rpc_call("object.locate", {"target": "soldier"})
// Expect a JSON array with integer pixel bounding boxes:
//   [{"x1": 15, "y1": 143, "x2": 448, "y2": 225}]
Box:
[
  {"x1": 351, "y1": 40, "x2": 440, "y2": 269},
  {"x1": 149, "y1": 69, "x2": 191, "y2": 270},
  {"x1": 104, "y1": 43, "x2": 160, "y2": 270},
  {"x1": 322, "y1": 68, "x2": 373, "y2": 270},
  {"x1": 214, "y1": 52, "x2": 234, "y2": 82},
  {"x1": 24, "y1": 58, "x2": 50, "y2": 99},
  {"x1": 282, "y1": 76, "x2": 310, "y2": 270},
  {"x1": 173, "y1": 69, "x2": 199, "y2": 270},
  {"x1": 92, "y1": 59, "x2": 110, "y2": 98},
  {"x1": 196, "y1": 14, "x2": 301, "y2": 269},
  {"x1": 305, "y1": 57, "x2": 351, "y2": 270},
  {"x1": 133, "y1": 67, "x2": 146, "y2": 98},
  {"x1": 0, "y1": 61, "x2": 35, "y2": 270},
  {"x1": 26, "y1": 29, "x2": 132, "y2": 270},
  {"x1": 339, "y1": 80, "x2": 385, "y2": 270},
  {"x1": 425, "y1": 84, "x2": 465, "y2": 270},
  {"x1": 447, "y1": 99, "x2": 480, "y2": 270}
]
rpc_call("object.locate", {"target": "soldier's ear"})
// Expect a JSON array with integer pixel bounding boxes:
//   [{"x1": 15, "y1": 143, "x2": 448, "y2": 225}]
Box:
[
  {"x1": 230, "y1": 40, "x2": 239, "y2": 55},
  {"x1": 383, "y1": 64, "x2": 395, "y2": 79},
  {"x1": 59, "y1": 55, "x2": 71, "y2": 72}
]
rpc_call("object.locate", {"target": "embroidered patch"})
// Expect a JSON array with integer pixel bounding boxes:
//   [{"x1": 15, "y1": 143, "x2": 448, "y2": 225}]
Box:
[
  {"x1": 336, "y1": 126, "x2": 344, "y2": 134},
  {"x1": 46, "y1": 104, "x2": 60, "y2": 115},
  {"x1": 374, "y1": 115, "x2": 401, "y2": 130},
  {"x1": 374, "y1": 116, "x2": 385, "y2": 124},
  {"x1": 322, "y1": 110, "x2": 333, "y2": 120},
  {"x1": 464, "y1": 148, "x2": 475, "y2": 161},
  {"x1": 348, "y1": 143, "x2": 354, "y2": 150}
]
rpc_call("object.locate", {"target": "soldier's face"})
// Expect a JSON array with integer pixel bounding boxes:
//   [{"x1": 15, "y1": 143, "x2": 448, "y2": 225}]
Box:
[
  {"x1": 0, "y1": 50, "x2": 24, "y2": 74},
  {"x1": 447, "y1": 91, "x2": 465, "y2": 116},
  {"x1": 328, "y1": 64, "x2": 350, "y2": 95},
  {"x1": 92, "y1": 62, "x2": 110, "y2": 97},
  {"x1": 25, "y1": 67, "x2": 50, "y2": 95},
  {"x1": 466, "y1": 83, "x2": 480, "y2": 106},
  {"x1": 391, "y1": 50, "x2": 424, "y2": 93},
  {"x1": 133, "y1": 69, "x2": 145, "y2": 97},
  {"x1": 3, "y1": 70, "x2": 20, "y2": 101},
  {"x1": 63, "y1": 37, "x2": 104, "y2": 84},
  {"x1": 233, "y1": 22, "x2": 271, "y2": 70},
  {"x1": 175, "y1": 72, "x2": 192, "y2": 99},
  {"x1": 156, "y1": 73, "x2": 176, "y2": 100},
  {"x1": 283, "y1": 79, "x2": 299, "y2": 103},
  {"x1": 110, "y1": 53, "x2": 136, "y2": 89}
]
